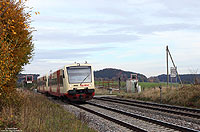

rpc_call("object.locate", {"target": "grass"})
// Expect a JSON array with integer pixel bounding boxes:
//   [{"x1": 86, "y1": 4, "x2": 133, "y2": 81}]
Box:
[
  {"x1": 138, "y1": 82, "x2": 180, "y2": 89},
  {"x1": 94, "y1": 81, "x2": 200, "y2": 109},
  {"x1": 95, "y1": 87, "x2": 120, "y2": 95},
  {"x1": 95, "y1": 81, "x2": 180, "y2": 90},
  {"x1": 0, "y1": 91, "x2": 96, "y2": 132},
  {"x1": 117, "y1": 85, "x2": 200, "y2": 109},
  {"x1": 94, "y1": 81, "x2": 181, "y2": 96}
]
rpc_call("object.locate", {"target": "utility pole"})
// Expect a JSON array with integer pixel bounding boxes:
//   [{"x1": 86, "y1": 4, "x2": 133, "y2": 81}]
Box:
[{"x1": 166, "y1": 46, "x2": 169, "y2": 88}]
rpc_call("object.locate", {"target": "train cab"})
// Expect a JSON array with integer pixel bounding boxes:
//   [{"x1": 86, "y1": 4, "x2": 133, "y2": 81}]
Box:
[
  {"x1": 38, "y1": 63, "x2": 95, "y2": 101},
  {"x1": 25, "y1": 75, "x2": 33, "y2": 84}
]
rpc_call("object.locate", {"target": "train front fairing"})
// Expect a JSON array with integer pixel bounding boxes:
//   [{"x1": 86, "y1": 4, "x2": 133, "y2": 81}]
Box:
[{"x1": 64, "y1": 64, "x2": 95, "y2": 101}]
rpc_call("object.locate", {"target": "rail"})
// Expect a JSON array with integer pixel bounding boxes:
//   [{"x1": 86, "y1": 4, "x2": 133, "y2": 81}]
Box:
[
  {"x1": 86, "y1": 101, "x2": 200, "y2": 132},
  {"x1": 94, "y1": 97, "x2": 200, "y2": 119}
]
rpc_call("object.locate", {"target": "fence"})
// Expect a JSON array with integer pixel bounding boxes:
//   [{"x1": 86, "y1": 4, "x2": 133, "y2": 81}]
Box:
[{"x1": 95, "y1": 79, "x2": 126, "y2": 90}]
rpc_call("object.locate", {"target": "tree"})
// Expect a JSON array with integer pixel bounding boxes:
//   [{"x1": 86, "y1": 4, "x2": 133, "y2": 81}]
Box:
[{"x1": 0, "y1": 0, "x2": 34, "y2": 107}]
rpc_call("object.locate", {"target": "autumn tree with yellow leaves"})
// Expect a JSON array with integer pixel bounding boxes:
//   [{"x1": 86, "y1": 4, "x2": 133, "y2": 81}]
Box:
[{"x1": 0, "y1": 0, "x2": 34, "y2": 107}]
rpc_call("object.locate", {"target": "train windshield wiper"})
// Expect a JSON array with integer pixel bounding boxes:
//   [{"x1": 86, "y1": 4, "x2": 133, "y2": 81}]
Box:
[{"x1": 80, "y1": 74, "x2": 90, "y2": 85}]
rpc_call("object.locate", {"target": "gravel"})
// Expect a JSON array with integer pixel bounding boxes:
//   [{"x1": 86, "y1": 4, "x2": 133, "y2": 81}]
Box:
[
  {"x1": 82, "y1": 104, "x2": 179, "y2": 132},
  {"x1": 60, "y1": 102, "x2": 132, "y2": 132},
  {"x1": 90, "y1": 98, "x2": 200, "y2": 131},
  {"x1": 48, "y1": 96, "x2": 200, "y2": 132}
]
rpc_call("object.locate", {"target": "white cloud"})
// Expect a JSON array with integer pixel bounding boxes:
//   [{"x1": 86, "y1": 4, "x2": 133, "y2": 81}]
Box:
[{"x1": 22, "y1": 0, "x2": 200, "y2": 78}]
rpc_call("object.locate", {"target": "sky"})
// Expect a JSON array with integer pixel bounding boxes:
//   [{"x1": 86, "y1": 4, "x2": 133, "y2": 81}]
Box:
[{"x1": 23, "y1": 0, "x2": 200, "y2": 77}]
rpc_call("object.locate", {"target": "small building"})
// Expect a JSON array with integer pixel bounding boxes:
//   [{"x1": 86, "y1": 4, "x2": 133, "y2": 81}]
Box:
[{"x1": 126, "y1": 74, "x2": 141, "y2": 93}]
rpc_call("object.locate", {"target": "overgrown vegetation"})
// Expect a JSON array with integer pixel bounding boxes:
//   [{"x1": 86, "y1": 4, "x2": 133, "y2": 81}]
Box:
[
  {"x1": 0, "y1": 0, "x2": 35, "y2": 129},
  {"x1": 0, "y1": 90, "x2": 96, "y2": 132},
  {"x1": 117, "y1": 85, "x2": 200, "y2": 108},
  {"x1": 0, "y1": 1, "x2": 95, "y2": 131},
  {"x1": 0, "y1": 0, "x2": 34, "y2": 109},
  {"x1": 95, "y1": 81, "x2": 200, "y2": 108}
]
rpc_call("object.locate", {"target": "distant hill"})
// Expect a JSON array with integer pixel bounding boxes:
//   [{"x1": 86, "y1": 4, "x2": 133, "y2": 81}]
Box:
[
  {"x1": 94, "y1": 68, "x2": 200, "y2": 84},
  {"x1": 94, "y1": 68, "x2": 148, "y2": 82},
  {"x1": 149, "y1": 74, "x2": 200, "y2": 84}
]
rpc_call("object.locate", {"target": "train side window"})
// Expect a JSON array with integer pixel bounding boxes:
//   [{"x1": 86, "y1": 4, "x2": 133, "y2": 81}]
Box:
[
  {"x1": 60, "y1": 75, "x2": 63, "y2": 87},
  {"x1": 63, "y1": 70, "x2": 65, "y2": 78}
]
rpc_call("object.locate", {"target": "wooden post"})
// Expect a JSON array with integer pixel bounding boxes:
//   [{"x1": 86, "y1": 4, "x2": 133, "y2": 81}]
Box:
[{"x1": 166, "y1": 46, "x2": 169, "y2": 88}]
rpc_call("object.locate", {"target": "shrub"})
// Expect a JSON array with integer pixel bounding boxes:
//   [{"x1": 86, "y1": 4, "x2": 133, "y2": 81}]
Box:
[{"x1": 0, "y1": 0, "x2": 34, "y2": 110}]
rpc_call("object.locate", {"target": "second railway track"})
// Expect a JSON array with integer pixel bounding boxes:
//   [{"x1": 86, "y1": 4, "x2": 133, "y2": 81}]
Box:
[
  {"x1": 48, "y1": 95, "x2": 200, "y2": 132},
  {"x1": 94, "y1": 97, "x2": 200, "y2": 119},
  {"x1": 70, "y1": 101, "x2": 199, "y2": 132}
]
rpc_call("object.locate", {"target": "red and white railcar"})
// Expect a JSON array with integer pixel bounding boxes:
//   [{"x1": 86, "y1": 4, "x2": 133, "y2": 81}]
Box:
[
  {"x1": 25, "y1": 75, "x2": 33, "y2": 84},
  {"x1": 37, "y1": 63, "x2": 95, "y2": 101}
]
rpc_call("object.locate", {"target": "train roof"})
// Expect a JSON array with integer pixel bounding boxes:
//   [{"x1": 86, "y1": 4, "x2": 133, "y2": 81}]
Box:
[
  {"x1": 64, "y1": 63, "x2": 92, "y2": 68},
  {"x1": 37, "y1": 74, "x2": 48, "y2": 80},
  {"x1": 37, "y1": 63, "x2": 92, "y2": 79}
]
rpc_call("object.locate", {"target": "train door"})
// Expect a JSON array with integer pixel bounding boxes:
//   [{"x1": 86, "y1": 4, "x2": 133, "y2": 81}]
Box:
[
  {"x1": 37, "y1": 78, "x2": 40, "y2": 92},
  {"x1": 45, "y1": 74, "x2": 48, "y2": 92},
  {"x1": 57, "y1": 70, "x2": 60, "y2": 95},
  {"x1": 42, "y1": 77, "x2": 45, "y2": 92},
  {"x1": 49, "y1": 74, "x2": 52, "y2": 93}
]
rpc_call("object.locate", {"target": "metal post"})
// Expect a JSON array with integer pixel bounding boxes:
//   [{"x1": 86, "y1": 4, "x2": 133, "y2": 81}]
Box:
[
  {"x1": 170, "y1": 76, "x2": 172, "y2": 88},
  {"x1": 118, "y1": 77, "x2": 121, "y2": 91},
  {"x1": 166, "y1": 46, "x2": 169, "y2": 88},
  {"x1": 103, "y1": 79, "x2": 104, "y2": 88},
  {"x1": 159, "y1": 86, "x2": 162, "y2": 103}
]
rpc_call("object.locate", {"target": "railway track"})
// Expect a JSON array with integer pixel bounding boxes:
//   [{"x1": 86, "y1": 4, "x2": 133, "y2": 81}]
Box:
[
  {"x1": 70, "y1": 102, "x2": 147, "y2": 132},
  {"x1": 70, "y1": 101, "x2": 200, "y2": 132},
  {"x1": 94, "y1": 97, "x2": 200, "y2": 119}
]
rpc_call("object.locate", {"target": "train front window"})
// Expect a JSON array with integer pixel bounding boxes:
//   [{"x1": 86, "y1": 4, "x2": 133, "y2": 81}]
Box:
[
  {"x1": 67, "y1": 66, "x2": 92, "y2": 84},
  {"x1": 27, "y1": 76, "x2": 32, "y2": 81}
]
